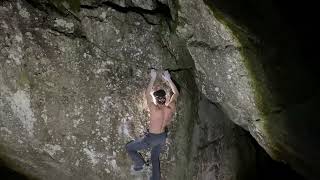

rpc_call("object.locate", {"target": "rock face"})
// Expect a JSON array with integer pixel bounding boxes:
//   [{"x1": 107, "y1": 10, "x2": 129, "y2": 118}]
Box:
[
  {"x1": 0, "y1": 0, "x2": 318, "y2": 180},
  {"x1": 192, "y1": 97, "x2": 256, "y2": 180},
  {"x1": 0, "y1": 0, "x2": 173, "y2": 179},
  {"x1": 191, "y1": 1, "x2": 320, "y2": 180},
  {"x1": 0, "y1": 0, "x2": 256, "y2": 179}
]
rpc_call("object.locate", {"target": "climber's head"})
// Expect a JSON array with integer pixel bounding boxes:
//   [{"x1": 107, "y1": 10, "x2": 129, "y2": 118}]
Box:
[{"x1": 153, "y1": 89, "x2": 166, "y2": 105}]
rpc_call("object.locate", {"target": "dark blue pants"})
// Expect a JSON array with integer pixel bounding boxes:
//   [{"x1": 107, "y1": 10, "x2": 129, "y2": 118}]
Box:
[{"x1": 126, "y1": 132, "x2": 167, "y2": 180}]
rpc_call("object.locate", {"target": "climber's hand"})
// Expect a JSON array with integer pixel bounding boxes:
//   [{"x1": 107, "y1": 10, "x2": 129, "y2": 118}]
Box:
[
  {"x1": 162, "y1": 70, "x2": 171, "y2": 81},
  {"x1": 150, "y1": 69, "x2": 157, "y2": 79}
]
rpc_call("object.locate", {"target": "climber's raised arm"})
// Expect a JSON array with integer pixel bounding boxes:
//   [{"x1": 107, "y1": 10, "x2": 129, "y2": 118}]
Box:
[
  {"x1": 162, "y1": 71, "x2": 179, "y2": 107},
  {"x1": 146, "y1": 69, "x2": 157, "y2": 108}
]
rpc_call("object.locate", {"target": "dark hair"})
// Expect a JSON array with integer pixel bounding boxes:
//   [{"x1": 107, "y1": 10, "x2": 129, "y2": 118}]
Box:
[{"x1": 153, "y1": 89, "x2": 166, "y2": 105}]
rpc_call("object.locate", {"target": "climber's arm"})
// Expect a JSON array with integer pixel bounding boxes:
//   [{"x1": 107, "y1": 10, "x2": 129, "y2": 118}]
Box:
[
  {"x1": 166, "y1": 80, "x2": 179, "y2": 107},
  {"x1": 162, "y1": 71, "x2": 179, "y2": 107},
  {"x1": 146, "y1": 69, "x2": 157, "y2": 108}
]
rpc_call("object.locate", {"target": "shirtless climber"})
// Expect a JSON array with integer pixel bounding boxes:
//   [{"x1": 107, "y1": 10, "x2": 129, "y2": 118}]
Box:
[{"x1": 126, "y1": 69, "x2": 179, "y2": 180}]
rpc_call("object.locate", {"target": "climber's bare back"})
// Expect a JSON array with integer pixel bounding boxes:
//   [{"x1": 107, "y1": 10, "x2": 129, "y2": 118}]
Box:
[
  {"x1": 149, "y1": 104, "x2": 175, "y2": 134},
  {"x1": 145, "y1": 70, "x2": 179, "y2": 134}
]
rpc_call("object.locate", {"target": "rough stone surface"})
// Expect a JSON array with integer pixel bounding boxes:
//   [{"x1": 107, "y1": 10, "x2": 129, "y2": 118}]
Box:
[
  {"x1": 191, "y1": 97, "x2": 256, "y2": 180},
  {"x1": 173, "y1": 0, "x2": 266, "y2": 163},
  {"x1": 1, "y1": 0, "x2": 318, "y2": 180},
  {"x1": 0, "y1": 0, "x2": 177, "y2": 179},
  {"x1": 173, "y1": 0, "x2": 320, "y2": 179},
  {"x1": 174, "y1": 0, "x2": 259, "y2": 130},
  {"x1": 0, "y1": 0, "x2": 257, "y2": 179},
  {"x1": 101, "y1": 0, "x2": 158, "y2": 10}
]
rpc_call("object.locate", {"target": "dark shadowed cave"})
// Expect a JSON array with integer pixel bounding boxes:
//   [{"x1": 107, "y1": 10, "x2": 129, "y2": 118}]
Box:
[{"x1": 206, "y1": 0, "x2": 319, "y2": 179}]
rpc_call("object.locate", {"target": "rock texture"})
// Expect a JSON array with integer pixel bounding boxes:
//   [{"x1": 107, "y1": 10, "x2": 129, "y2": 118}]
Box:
[
  {"x1": 193, "y1": 1, "x2": 320, "y2": 180},
  {"x1": 1, "y1": 0, "x2": 318, "y2": 180},
  {"x1": 0, "y1": 0, "x2": 256, "y2": 179},
  {"x1": 0, "y1": 0, "x2": 175, "y2": 179},
  {"x1": 191, "y1": 96, "x2": 256, "y2": 180}
]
